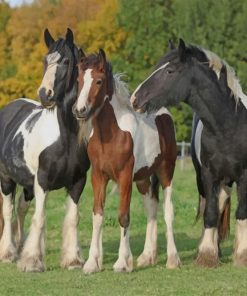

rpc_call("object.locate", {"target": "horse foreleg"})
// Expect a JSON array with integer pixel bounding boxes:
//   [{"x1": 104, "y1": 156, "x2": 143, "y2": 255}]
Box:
[
  {"x1": 18, "y1": 177, "x2": 47, "y2": 272},
  {"x1": 61, "y1": 177, "x2": 87, "y2": 270},
  {"x1": 113, "y1": 170, "x2": 133, "y2": 273},
  {"x1": 196, "y1": 168, "x2": 220, "y2": 267},
  {"x1": 83, "y1": 169, "x2": 108, "y2": 274}
]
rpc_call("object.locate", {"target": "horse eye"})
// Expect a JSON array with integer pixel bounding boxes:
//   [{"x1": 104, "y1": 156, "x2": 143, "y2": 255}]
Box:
[
  {"x1": 96, "y1": 79, "x2": 102, "y2": 86},
  {"x1": 166, "y1": 69, "x2": 173, "y2": 74}
]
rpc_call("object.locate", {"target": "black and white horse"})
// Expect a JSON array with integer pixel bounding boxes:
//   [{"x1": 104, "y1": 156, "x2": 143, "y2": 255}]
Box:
[
  {"x1": 131, "y1": 39, "x2": 247, "y2": 267},
  {"x1": 0, "y1": 29, "x2": 90, "y2": 272}
]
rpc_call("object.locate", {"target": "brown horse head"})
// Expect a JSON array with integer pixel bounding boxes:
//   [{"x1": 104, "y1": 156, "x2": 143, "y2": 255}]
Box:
[{"x1": 73, "y1": 49, "x2": 114, "y2": 121}]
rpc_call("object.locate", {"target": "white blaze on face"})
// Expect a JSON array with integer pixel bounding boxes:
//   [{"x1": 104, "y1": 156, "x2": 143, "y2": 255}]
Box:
[
  {"x1": 76, "y1": 69, "x2": 93, "y2": 111},
  {"x1": 37, "y1": 51, "x2": 61, "y2": 97},
  {"x1": 130, "y1": 62, "x2": 170, "y2": 105}
]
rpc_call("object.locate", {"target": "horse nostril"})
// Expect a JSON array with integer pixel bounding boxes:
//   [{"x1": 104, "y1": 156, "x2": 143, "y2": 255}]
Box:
[
  {"x1": 81, "y1": 106, "x2": 86, "y2": 113},
  {"x1": 47, "y1": 89, "x2": 52, "y2": 98},
  {"x1": 132, "y1": 98, "x2": 138, "y2": 109}
]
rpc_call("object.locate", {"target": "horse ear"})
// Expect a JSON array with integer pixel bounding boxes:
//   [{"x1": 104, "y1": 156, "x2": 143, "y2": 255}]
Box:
[
  {"x1": 168, "y1": 39, "x2": 175, "y2": 51},
  {"x1": 44, "y1": 28, "x2": 54, "y2": 48},
  {"x1": 178, "y1": 38, "x2": 187, "y2": 62},
  {"x1": 99, "y1": 48, "x2": 106, "y2": 70},
  {"x1": 78, "y1": 48, "x2": 86, "y2": 60},
  {"x1": 65, "y1": 28, "x2": 74, "y2": 46}
]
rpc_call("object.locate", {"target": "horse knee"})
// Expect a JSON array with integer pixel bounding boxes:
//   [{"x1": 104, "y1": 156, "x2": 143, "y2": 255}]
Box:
[{"x1": 118, "y1": 213, "x2": 130, "y2": 229}]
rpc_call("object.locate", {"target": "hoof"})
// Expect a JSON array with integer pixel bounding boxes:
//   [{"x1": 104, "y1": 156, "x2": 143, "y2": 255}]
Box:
[
  {"x1": 137, "y1": 252, "x2": 156, "y2": 267},
  {"x1": 0, "y1": 245, "x2": 17, "y2": 263},
  {"x1": 83, "y1": 258, "x2": 101, "y2": 274},
  {"x1": 166, "y1": 253, "x2": 181, "y2": 269},
  {"x1": 195, "y1": 249, "x2": 219, "y2": 268},
  {"x1": 61, "y1": 257, "x2": 84, "y2": 270},
  {"x1": 113, "y1": 256, "x2": 133, "y2": 273},
  {"x1": 17, "y1": 255, "x2": 45, "y2": 272},
  {"x1": 233, "y1": 250, "x2": 247, "y2": 267}
]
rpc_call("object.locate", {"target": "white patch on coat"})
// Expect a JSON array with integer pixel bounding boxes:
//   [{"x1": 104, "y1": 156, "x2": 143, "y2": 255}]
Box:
[
  {"x1": 111, "y1": 75, "x2": 172, "y2": 175},
  {"x1": 76, "y1": 69, "x2": 93, "y2": 110},
  {"x1": 199, "y1": 227, "x2": 218, "y2": 253},
  {"x1": 131, "y1": 62, "x2": 170, "y2": 103},
  {"x1": 37, "y1": 51, "x2": 61, "y2": 97},
  {"x1": 0, "y1": 188, "x2": 16, "y2": 261},
  {"x1": 235, "y1": 219, "x2": 247, "y2": 254},
  {"x1": 194, "y1": 120, "x2": 203, "y2": 166},
  {"x1": 13, "y1": 107, "x2": 60, "y2": 175}
]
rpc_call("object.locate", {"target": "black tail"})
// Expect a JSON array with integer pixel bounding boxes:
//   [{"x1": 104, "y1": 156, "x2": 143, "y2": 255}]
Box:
[{"x1": 218, "y1": 197, "x2": 231, "y2": 242}]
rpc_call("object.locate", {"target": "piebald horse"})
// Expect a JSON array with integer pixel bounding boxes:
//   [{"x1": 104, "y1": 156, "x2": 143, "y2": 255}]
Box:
[
  {"x1": 131, "y1": 39, "x2": 247, "y2": 267},
  {"x1": 73, "y1": 49, "x2": 180, "y2": 273},
  {"x1": 0, "y1": 29, "x2": 90, "y2": 272}
]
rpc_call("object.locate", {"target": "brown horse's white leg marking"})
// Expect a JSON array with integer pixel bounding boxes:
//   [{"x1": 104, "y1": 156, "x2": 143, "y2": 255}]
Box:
[
  {"x1": 113, "y1": 226, "x2": 133, "y2": 272},
  {"x1": 18, "y1": 177, "x2": 47, "y2": 272},
  {"x1": 137, "y1": 187, "x2": 158, "y2": 267},
  {"x1": 233, "y1": 219, "x2": 247, "y2": 266},
  {"x1": 61, "y1": 196, "x2": 83, "y2": 269},
  {"x1": 83, "y1": 213, "x2": 103, "y2": 274},
  {"x1": 13, "y1": 192, "x2": 30, "y2": 252},
  {"x1": 164, "y1": 184, "x2": 181, "y2": 268},
  {"x1": 0, "y1": 191, "x2": 17, "y2": 262}
]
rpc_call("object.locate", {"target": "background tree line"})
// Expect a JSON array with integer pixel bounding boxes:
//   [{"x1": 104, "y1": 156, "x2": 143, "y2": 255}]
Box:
[{"x1": 0, "y1": 0, "x2": 246, "y2": 141}]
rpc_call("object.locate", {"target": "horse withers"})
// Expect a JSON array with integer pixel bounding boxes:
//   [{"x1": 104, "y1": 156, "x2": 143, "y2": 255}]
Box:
[
  {"x1": 131, "y1": 39, "x2": 247, "y2": 267},
  {"x1": 0, "y1": 29, "x2": 90, "y2": 272},
  {"x1": 73, "y1": 49, "x2": 180, "y2": 273}
]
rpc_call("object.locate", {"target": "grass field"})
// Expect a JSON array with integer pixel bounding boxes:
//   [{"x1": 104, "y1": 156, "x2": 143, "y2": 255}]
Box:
[{"x1": 0, "y1": 159, "x2": 246, "y2": 296}]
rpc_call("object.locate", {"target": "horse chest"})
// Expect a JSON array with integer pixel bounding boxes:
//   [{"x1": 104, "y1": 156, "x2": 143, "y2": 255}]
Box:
[{"x1": 14, "y1": 108, "x2": 60, "y2": 176}]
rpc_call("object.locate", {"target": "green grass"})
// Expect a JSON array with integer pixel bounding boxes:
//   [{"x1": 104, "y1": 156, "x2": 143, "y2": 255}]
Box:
[{"x1": 0, "y1": 159, "x2": 246, "y2": 296}]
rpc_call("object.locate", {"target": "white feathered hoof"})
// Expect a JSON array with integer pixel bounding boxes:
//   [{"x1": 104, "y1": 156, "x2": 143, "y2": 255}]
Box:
[
  {"x1": 166, "y1": 253, "x2": 181, "y2": 269},
  {"x1": 0, "y1": 243, "x2": 17, "y2": 263},
  {"x1": 83, "y1": 257, "x2": 101, "y2": 274},
  {"x1": 113, "y1": 255, "x2": 133, "y2": 273},
  {"x1": 17, "y1": 254, "x2": 45, "y2": 272},
  {"x1": 137, "y1": 252, "x2": 156, "y2": 267},
  {"x1": 61, "y1": 256, "x2": 84, "y2": 270}
]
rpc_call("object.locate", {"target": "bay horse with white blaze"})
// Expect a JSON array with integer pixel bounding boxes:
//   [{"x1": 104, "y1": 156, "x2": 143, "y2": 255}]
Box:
[
  {"x1": 0, "y1": 29, "x2": 90, "y2": 272},
  {"x1": 73, "y1": 49, "x2": 180, "y2": 273},
  {"x1": 131, "y1": 39, "x2": 247, "y2": 267}
]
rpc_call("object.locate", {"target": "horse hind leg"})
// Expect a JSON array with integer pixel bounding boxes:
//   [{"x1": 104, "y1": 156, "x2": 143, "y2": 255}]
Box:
[
  {"x1": 61, "y1": 177, "x2": 87, "y2": 270},
  {"x1": 0, "y1": 180, "x2": 17, "y2": 262},
  {"x1": 12, "y1": 188, "x2": 32, "y2": 253},
  {"x1": 136, "y1": 176, "x2": 158, "y2": 267}
]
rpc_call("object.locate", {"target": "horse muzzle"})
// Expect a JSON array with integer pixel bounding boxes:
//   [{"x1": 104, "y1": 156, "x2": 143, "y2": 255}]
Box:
[
  {"x1": 72, "y1": 105, "x2": 90, "y2": 121},
  {"x1": 38, "y1": 87, "x2": 56, "y2": 109},
  {"x1": 130, "y1": 95, "x2": 146, "y2": 113}
]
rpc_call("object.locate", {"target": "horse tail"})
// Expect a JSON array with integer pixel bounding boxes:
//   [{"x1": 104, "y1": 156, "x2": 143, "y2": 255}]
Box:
[
  {"x1": 218, "y1": 197, "x2": 231, "y2": 242},
  {"x1": 0, "y1": 192, "x2": 4, "y2": 239},
  {"x1": 194, "y1": 195, "x2": 206, "y2": 225},
  {"x1": 151, "y1": 174, "x2": 160, "y2": 200}
]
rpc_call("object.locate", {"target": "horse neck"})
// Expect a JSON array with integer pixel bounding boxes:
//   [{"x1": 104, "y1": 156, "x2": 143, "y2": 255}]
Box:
[
  {"x1": 91, "y1": 99, "x2": 120, "y2": 142},
  {"x1": 57, "y1": 86, "x2": 78, "y2": 137}
]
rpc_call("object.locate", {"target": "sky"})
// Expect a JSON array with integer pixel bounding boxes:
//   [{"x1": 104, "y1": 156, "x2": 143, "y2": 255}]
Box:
[{"x1": 6, "y1": 0, "x2": 33, "y2": 7}]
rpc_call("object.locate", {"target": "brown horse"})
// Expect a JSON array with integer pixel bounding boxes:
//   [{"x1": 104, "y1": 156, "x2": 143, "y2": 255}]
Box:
[{"x1": 73, "y1": 49, "x2": 180, "y2": 273}]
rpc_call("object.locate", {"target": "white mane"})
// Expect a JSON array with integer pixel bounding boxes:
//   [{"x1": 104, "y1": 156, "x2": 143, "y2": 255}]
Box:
[
  {"x1": 113, "y1": 74, "x2": 132, "y2": 109},
  {"x1": 201, "y1": 48, "x2": 247, "y2": 109}
]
